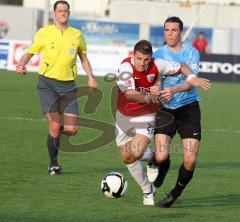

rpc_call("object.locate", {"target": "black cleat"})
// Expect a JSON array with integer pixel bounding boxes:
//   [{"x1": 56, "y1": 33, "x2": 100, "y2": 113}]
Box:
[
  {"x1": 155, "y1": 193, "x2": 176, "y2": 208},
  {"x1": 48, "y1": 166, "x2": 62, "y2": 175}
]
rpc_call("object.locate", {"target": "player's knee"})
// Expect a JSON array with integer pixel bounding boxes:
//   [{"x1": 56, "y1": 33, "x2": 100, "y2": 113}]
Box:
[
  {"x1": 64, "y1": 126, "x2": 79, "y2": 136},
  {"x1": 121, "y1": 153, "x2": 135, "y2": 164},
  {"x1": 184, "y1": 157, "x2": 197, "y2": 171},
  {"x1": 121, "y1": 156, "x2": 133, "y2": 164},
  {"x1": 132, "y1": 150, "x2": 144, "y2": 160},
  {"x1": 130, "y1": 142, "x2": 146, "y2": 160},
  {"x1": 49, "y1": 125, "x2": 61, "y2": 137},
  {"x1": 155, "y1": 153, "x2": 168, "y2": 164}
]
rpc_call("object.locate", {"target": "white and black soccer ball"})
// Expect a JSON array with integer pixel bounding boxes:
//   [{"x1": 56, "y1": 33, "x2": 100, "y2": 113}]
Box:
[{"x1": 101, "y1": 172, "x2": 128, "y2": 198}]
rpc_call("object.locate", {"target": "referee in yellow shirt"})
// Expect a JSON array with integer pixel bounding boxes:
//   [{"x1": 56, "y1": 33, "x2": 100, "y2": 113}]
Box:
[{"x1": 16, "y1": 0, "x2": 97, "y2": 175}]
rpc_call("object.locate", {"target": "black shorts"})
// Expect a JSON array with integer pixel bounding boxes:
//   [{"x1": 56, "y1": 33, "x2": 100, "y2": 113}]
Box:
[
  {"x1": 37, "y1": 75, "x2": 79, "y2": 115},
  {"x1": 154, "y1": 101, "x2": 201, "y2": 141}
]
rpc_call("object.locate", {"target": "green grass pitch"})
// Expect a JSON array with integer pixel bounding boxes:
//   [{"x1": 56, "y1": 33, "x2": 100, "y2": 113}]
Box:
[{"x1": 0, "y1": 70, "x2": 239, "y2": 221}]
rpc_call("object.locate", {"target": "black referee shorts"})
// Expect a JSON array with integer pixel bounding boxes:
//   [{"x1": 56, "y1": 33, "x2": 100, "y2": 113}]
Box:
[
  {"x1": 154, "y1": 101, "x2": 201, "y2": 141},
  {"x1": 37, "y1": 75, "x2": 79, "y2": 115}
]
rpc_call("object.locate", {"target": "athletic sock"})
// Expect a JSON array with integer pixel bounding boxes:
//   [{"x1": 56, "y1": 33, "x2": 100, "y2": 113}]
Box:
[
  {"x1": 153, "y1": 156, "x2": 170, "y2": 187},
  {"x1": 158, "y1": 155, "x2": 170, "y2": 172},
  {"x1": 60, "y1": 125, "x2": 64, "y2": 134},
  {"x1": 140, "y1": 147, "x2": 154, "y2": 162},
  {"x1": 126, "y1": 160, "x2": 151, "y2": 194},
  {"x1": 47, "y1": 134, "x2": 60, "y2": 167},
  {"x1": 171, "y1": 163, "x2": 194, "y2": 199}
]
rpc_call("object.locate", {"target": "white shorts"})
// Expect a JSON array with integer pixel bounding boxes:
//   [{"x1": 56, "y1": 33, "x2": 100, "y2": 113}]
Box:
[{"x1": 115, "y1": 110, "x2": 156, "y2": 147}]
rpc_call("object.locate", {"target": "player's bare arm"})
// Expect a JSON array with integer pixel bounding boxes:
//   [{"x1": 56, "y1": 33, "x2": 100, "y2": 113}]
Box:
[
  {"x1": 180, "y1": 64, "x2": 211, "y2": 90},
  {"x1": 160, "y1": 78, "x2": 211, "y2": 101},
  {"x1": 159, "y1": 82, "x2": 193, "y2": 101},
  {"x1": 16, "y1": 52, "x2": 33, "y2": 75},
  {"x1": 78, "y1": 52, "x2": 97, "y2": 93},
  {"x1": 151, "y1": 64, "x2": 211, "y2": 101},
  {"x1": 156, "y1": 59, "x2": 211, "y2": 90},
  {"x1": 125, "y1": 89, "x2": 159, "y2": 104}
]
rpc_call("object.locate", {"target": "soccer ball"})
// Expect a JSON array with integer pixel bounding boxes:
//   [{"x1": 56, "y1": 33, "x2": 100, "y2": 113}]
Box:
[{"x1": 101, "y1": 172, "x2": 128, "y2": 198}]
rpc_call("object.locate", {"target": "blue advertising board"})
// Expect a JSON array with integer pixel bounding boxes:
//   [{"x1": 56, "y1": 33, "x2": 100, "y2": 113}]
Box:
[
  {"x1": 0, "y1": 41, "x2": 9, "y2": 69},
  {"x1": 69, "y1": 19, "x2": 139, "y2": 47},
  {"x1": 150, "y1": 26, "x2": 165, "y2": 48}
]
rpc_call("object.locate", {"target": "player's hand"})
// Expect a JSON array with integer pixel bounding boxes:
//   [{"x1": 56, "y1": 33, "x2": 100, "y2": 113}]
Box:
[
  {"x1": 16, "y1": 64, "x2": 27, "y2": 75},
  {"x1": 149, "y1": 85, "x2": 161, "y2": 95},
  {"x1": 159, "y1": 87, "x2": 174, "y2": 101},
  {"x1": 88, "y1": 76, "x2": 97, "y2": 94},
  {"x1": 189, "y1": 77, "x2": 211, "y2": 90}
]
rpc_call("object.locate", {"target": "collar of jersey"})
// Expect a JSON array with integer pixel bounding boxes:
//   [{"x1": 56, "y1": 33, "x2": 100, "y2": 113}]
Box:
[{"x1": 50, "y1": 24, "x2": 69, "y2": 32}]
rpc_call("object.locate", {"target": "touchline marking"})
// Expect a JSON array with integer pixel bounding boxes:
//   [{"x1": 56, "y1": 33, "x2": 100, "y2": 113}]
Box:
[
  {"x1": 0, "y1": 116, "x2": 46, "y2": 122},
  {"x1": 0, "y1": 116, "x2": 239, "y2": 133},
  {"x1": 203, "y1": 129, "x2": 240, "y2": 133}
]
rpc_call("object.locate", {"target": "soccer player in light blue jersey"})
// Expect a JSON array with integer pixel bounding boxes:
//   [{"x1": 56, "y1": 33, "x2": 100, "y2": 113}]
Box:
[{"x1": 152, "y1": 16, "x2": 205, "y2": 208}]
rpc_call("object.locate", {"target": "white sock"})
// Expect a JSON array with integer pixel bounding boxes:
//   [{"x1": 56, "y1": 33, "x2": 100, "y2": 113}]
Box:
[
  {"x1": 140, "y1": 147, "x2": 154, "y2": 162},
  {"x1": 126, "y1": 160, "x2": 151, "y2": 194}
]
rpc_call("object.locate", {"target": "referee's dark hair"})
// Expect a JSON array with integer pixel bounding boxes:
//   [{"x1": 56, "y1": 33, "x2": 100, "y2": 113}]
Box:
[
  {"x1": 54, "y1": 0, "x2": 70, "y2": 11},
  {"x1": 134, "y1": 40, "x2": 153, "y2": 56},
  {"x1": 164, "y1": 16, "x2": 183, "y2": 31}
]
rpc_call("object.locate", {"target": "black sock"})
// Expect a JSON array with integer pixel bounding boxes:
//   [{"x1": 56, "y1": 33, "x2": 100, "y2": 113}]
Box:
[
  {"x1": 60, "y1": 125, "x2": 64, "y2": 134},
  {"x1": 154, "y1": 156, "x2": 170, "y2": 187},
  {"x1": 47, "y1": 135, "x2": 60, "y2": 167},
  {"x1": 158, "y1": 156, "x2": 170, "y2": 174},
  {"x1": 171, "y1": 164, "x2": 194, "y2": 199}
]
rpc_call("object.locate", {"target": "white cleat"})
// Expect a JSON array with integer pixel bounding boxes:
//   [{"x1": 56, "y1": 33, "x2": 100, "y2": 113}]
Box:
[
  {"x1": 143, "y1": 185, "x2": 156, "y2": 206},
  {"x1": 147, "y1": 164, "x2": 159, "y2": 183}
]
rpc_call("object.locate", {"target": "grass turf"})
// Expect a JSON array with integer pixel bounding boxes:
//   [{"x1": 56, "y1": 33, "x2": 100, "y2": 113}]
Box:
[{"x1": 0, "y1": 70, "x2": 239, "y2": 221}]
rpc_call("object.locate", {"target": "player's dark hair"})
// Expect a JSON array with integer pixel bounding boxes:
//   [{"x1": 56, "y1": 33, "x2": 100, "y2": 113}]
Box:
[
  {"x1": 134, "y1": 40, "x2": 153, "y2": 56},
  {"x1": 164, "y1": 16, "x2": 183, "y2": 31},
  {"x1": 54, "y1": 0, "x2": 70, "y2": 11}
]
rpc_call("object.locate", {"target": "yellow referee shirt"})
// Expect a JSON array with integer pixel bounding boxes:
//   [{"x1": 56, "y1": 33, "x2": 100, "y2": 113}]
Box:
[{"x1": 27, "y1": 25, "x2": 87, "y2": 81}]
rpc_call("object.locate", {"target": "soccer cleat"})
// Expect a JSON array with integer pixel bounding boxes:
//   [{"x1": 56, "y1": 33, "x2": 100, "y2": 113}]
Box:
[
  {"x1": 155, "y1": 192, "x2": 176, "y2": 208},
  {"x1": 146, "y1": 163, "x2": 159, "y2": 183},
  {"x1": 143, "y1": 184, "x2": 156, "y2": 206},
  {"x1": 48, "y1": 166, "x2": 62, "y2": 175}
]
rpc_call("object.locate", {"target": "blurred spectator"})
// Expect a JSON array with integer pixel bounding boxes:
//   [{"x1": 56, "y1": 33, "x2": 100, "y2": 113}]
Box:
[
  {"x1": 0, "y1": 20, "x2": 8, "y2": 39},
  {"x1": 192, "y1": 32, "x2": 208, "y2": 53}
]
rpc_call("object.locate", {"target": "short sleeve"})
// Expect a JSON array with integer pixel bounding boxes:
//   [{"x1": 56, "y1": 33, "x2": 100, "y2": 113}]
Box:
[
  {"x1": 188, "y1": 49, "x2": 200, "y2": 76},
  {"x1": 117, "y1": 62, "x2": 135, "y2": 92},
  {"x1": 78, "y1": 32, "x2": 87, "y2": 55},
  {"x1": 27, "y1": 29, "x2": 44, "y2": 55}
]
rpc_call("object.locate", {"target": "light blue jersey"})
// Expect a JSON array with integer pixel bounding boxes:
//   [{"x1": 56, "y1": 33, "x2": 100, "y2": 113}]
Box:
[{"x1": 153, "y1": 43, "x2": 201, "y2": 109}]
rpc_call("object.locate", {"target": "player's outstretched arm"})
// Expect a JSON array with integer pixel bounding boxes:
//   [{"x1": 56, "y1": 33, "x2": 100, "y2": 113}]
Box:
[
  {"x1": 187, "y1": 75, "x2": 211, "y2": 90},
  {"x1": 180, "y1": 64, "x2": 211, "y2": 90},
  {"x1": 158, "y1": 82, "x2": 192, "y2": 101},
  {"x1": 125, "y1": 89, "x2": 159, "y2": 104},
  {"x1": 16, "y1": 52, "x2": 33, "y2": 75},
  {"x1": 159, "y1": 78, "x2": 211, "y2": 101}
]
